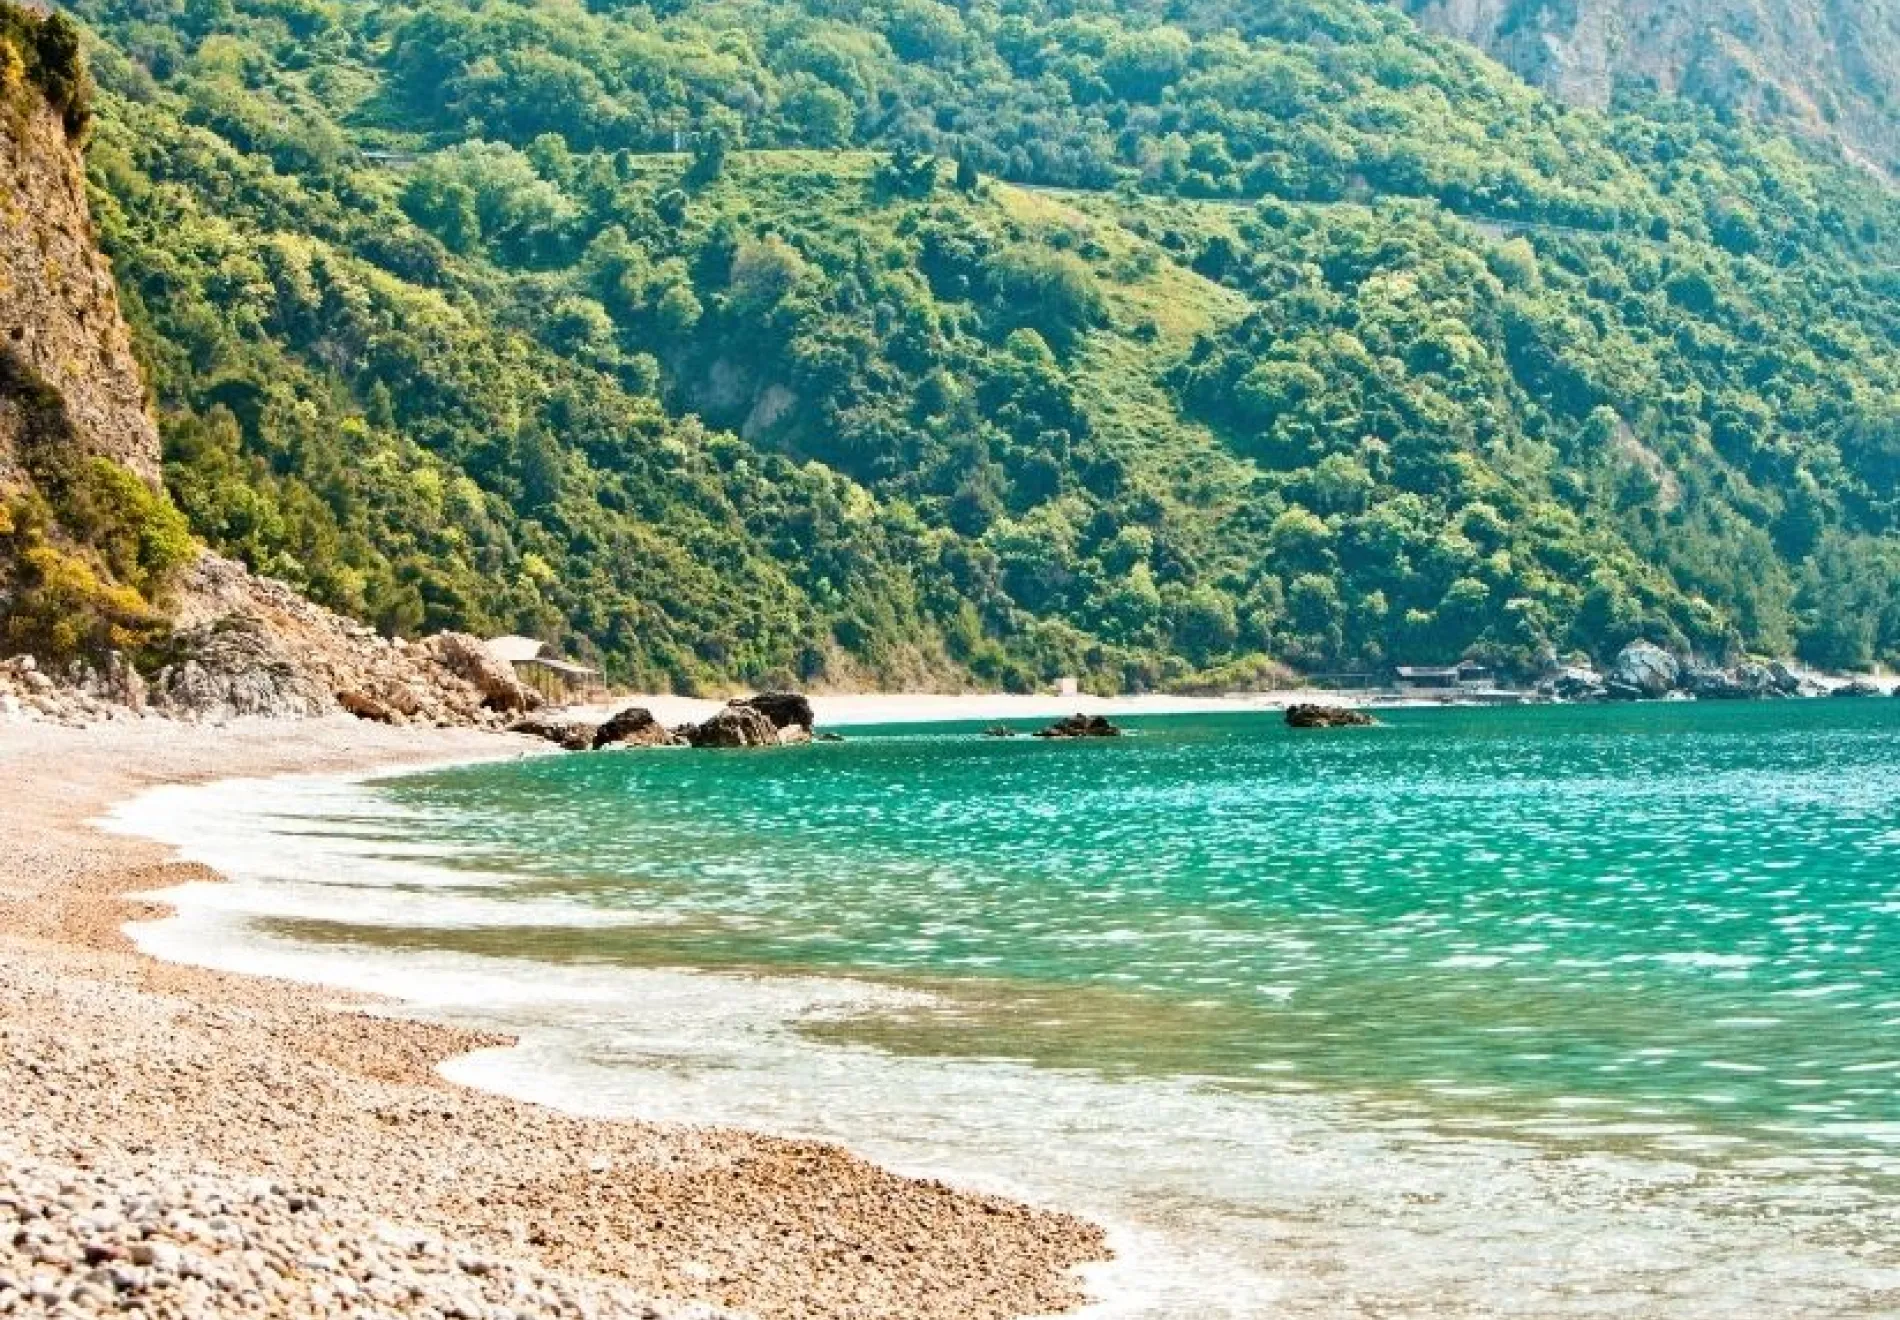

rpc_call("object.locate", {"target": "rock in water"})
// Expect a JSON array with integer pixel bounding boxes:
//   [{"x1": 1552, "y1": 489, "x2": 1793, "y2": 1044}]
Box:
[
  {"x1": 1831, "y1": 679, "x2": 1882, "y2": 698},
  {"x1": 983, "y1": 724, "x2": 1019, "y2": 738},
  {"x1": 592, "y1": 705, "x2": 681, "y2": 749},
  {"x1": 1034, "y1": 713, "x2": 1122, "y2": 739},
  {"x1": 732, "y1": 691, "x2": 815, "y2": 732},
  {"x1": 683, "y1": 704, "x2": 784, "y2": 748},
  {"x1": 1286, "y1": 704, "x2": 1375, "y2": 729},
  {"x1": 1608, "y1": 640, "x2": 1681, "y2": 699},
  {"x1": 511, "y1": 714, "x2": 599, "y2": 751},
  {"x1": 426, "y1": 633, "x2": 542, "y2": 713}
]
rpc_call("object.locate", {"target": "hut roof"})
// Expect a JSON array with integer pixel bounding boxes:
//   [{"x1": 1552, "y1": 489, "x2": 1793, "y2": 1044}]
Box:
[{"x1": 486, "y1": 635, "x2": 548, "y2": 664}]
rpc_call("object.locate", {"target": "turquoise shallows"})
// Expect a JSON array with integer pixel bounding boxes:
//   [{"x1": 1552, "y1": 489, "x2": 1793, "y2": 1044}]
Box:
[{"x1": 366, "y1": 700, "x2": 1900, "y2": 1173}]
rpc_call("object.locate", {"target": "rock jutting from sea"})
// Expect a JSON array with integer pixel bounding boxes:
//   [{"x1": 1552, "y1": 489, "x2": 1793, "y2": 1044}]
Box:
[
  {"x1": 1034, "y1": 713, "x2": 1123, "y2": 739},
  {"x1": 1286, "y1": 704, "x2": 1376, "y2": 729},
  {"x1": 511, "y1": 691, "x2": 823, "y2": 752}
]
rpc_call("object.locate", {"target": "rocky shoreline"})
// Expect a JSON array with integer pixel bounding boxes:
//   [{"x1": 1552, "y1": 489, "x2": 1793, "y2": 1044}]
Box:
[
  {"x1": 0, "y1": 718, "x2": 1108, "y2": 1319},
  {"x1": 1531, "y1": 640, "x2": 1896, "y2": 704}
]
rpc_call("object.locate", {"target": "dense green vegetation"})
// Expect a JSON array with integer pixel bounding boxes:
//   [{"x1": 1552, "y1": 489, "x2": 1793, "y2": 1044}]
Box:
[
  {"x1": 0, "y1": 345, "x2": 192, "y2": 662},
  {"x1": 51, "y1": 0, "x2": 1900, "y2": 685},
  {"x1": 0, "y1": 0, "x2": 90, "y2": 135}
]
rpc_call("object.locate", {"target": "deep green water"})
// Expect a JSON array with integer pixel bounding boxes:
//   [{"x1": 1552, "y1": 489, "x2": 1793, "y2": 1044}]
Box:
[
  {"x1": 381, "y1": 701, "x2": 1900, "y2": 1167},
  {"x1": 126, "y1": 699, "x2": 1900, "y2": 1315}
]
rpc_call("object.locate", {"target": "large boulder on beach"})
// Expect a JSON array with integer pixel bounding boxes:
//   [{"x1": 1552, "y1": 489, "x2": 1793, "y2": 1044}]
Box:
[
  {"x1": 732, "y1": 691, "x2": 815, "y2": 732},
  {"x1": 1607, "y1": 640, "x2": 1680, "y2": 700},
  {"x1": 1034, "y1": 713, "x2": 1122, "y2": 739},
  {"x1": 425, "y1": 633, "x2": 542, "y2": 714},
  {"x1": 150, "y1": 616, "x2": 332, "y2": 721},
  {"x1": 683, "y1": 704, "x2": 784, "y2": 748},
  {"x1": 592, "y1": 705, "x2": 682, "y2": 749},
  {"x1": 1286, "y1": 704, "x2": 1375, "y2": 729}
]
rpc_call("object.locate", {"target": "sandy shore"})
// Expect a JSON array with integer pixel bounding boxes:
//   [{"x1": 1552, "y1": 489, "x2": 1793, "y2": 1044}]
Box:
[{"x1": 0, "y1": 717, "x2": 1107, "y2": 1318}]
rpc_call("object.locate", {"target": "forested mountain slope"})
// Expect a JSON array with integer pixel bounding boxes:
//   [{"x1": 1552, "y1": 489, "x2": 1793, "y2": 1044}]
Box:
[
  {"x1": 1400, "y1": 0, "x2": 1900, "y2": 177},
  {"x1": 52, "y1": 0, "x2": 1900, "y2": 689}
]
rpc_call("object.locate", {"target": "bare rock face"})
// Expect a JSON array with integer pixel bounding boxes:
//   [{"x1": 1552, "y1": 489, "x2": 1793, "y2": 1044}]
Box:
[
  {"x1": 592, "y1": 705, "x2": 682, "y2": 749},
  {"x1": 426, "y1": 633, "x2": 541, "y2": 714},
  {"x1": 0, "y1": 79, "x2": 161, "y2": 488},
  {"x1": 150, "y1": 617, "x2": 332, "y2": 722},
  {"x1": 683, "y1": 704, "x2": 784, "y2": 748},
  {"x1": 164, "y1": 553, "x2": 520, "y2": 729},
  {"x1": 1607, "y1": 640, "x2": 1681, "y2": 700},
  {"x1": 1400, "y1": 0, "x2": 1900, "y2": 176},
  {"x1": 1285, "y1": 704, "x2": 1375, "y2": 729}
]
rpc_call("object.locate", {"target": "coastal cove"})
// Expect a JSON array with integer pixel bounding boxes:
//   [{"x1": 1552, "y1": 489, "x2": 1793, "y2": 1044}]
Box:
[{"x1": 106, "y1": 700, "x2": 1900, "y2": 1318}]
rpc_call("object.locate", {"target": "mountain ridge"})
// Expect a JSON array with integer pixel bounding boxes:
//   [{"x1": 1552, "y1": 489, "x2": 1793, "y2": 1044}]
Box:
[
  {"x1": 8, "y1": 0, "x2": 1899, "y2": 693},
  {"x1": 1400, "y1": 0, "x2": 1900, "y2": 176}
]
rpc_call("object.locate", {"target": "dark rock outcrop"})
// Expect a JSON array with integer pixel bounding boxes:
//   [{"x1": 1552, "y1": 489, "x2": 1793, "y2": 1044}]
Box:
[
  {"x1": 592, "y1": 705, "x2": 681, "y2": 749},
  {"x1": 1832, "y1": 679, "x2": 1883, "y2": 698},
  {"x1": 511, "y1": 714, "x2": 599, "y2": 751},
  {"x1": 1034, "y1": 713, "x2": 1122, "y2": 739},
  {"x1": 732, "y1": 691, "x2": 814, "y2": 732},
  {"x1": 683, "y1": 704, "x2": 784, "y2": 748},
  {"x1": 1768, "y1": 662, "x2": 1805, "y2": 696},
  {"x1": 1286, "y1": 704, "x2": 1375, "y2": 729}
]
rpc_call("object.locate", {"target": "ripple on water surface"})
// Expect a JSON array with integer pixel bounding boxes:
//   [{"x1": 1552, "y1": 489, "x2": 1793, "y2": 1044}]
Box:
[{"x1": 111, "y1": 701, "x2": 1900, "y2": 1317}]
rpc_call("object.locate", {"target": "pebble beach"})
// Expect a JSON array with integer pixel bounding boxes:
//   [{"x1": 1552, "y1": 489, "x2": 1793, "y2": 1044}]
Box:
[{"x1": 0, "y1": 717, "x2": 1107, "y2": 1318}]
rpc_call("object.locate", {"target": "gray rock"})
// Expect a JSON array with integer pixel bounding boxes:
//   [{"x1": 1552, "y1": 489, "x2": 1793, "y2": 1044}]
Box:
[
  {"x1": 1832, "y1": 678, "x2": 1882, "y2": 698},
  {"x1": 1542, "y1": 666, "x2": 1607, "y2": 702},
  {"x1": 1684, "y1": 666, "x2": 1759, "y2": 700},
  {"x1": 149, "y1": 617, "x2": 332, "y2": 722},
  {"x1": 1608, "y1": 640, "x2": 1680, "y2": 699}
]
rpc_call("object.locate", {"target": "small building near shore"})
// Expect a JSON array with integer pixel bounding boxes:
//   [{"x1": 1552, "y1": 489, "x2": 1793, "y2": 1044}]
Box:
[
  {"x1": 1394, "y1": 662, "x2": 1492, "y2": 693},
  {"x1": 485, "y1": 635, "x2": 603, "y2": 703}
]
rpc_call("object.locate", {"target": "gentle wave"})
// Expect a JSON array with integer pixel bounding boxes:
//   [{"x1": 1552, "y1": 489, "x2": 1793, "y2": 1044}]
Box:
[{"x1": 104, "y1": 705, "x2": 1900, "y2": 1317}]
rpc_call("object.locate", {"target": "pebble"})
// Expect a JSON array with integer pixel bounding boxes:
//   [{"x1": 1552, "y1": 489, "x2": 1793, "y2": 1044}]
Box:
[{"x1": 0, "y1": 718, "x2": 1107, "y2": 1320}]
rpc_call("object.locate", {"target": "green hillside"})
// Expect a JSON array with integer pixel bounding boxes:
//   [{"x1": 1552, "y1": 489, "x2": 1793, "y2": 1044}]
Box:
[{"x1": 56, "y1": 0, "x2": 1900, "y2": 687}]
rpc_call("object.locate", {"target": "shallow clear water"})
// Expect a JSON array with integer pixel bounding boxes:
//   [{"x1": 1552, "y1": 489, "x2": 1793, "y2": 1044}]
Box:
[{"x1": 115, "y1": 702, "x2": 1900, "y2": 1316}]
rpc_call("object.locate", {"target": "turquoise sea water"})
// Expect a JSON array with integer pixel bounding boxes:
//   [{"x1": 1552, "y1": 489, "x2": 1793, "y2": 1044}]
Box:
[{"x1": 119, "y1": 701, "x2": 1900, "y2": 1316}]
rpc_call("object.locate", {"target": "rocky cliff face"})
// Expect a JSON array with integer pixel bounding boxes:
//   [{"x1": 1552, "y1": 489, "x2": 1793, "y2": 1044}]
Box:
[
  {"x1": 1401, "y1": 0, "x2": 1900, "y2": 173},
  {"x1": 0, "y1": 13, "x2": 543, "y2": 727},
  {"x1": 0, "y1": 50, "x2": 159, "y2": 489}
]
